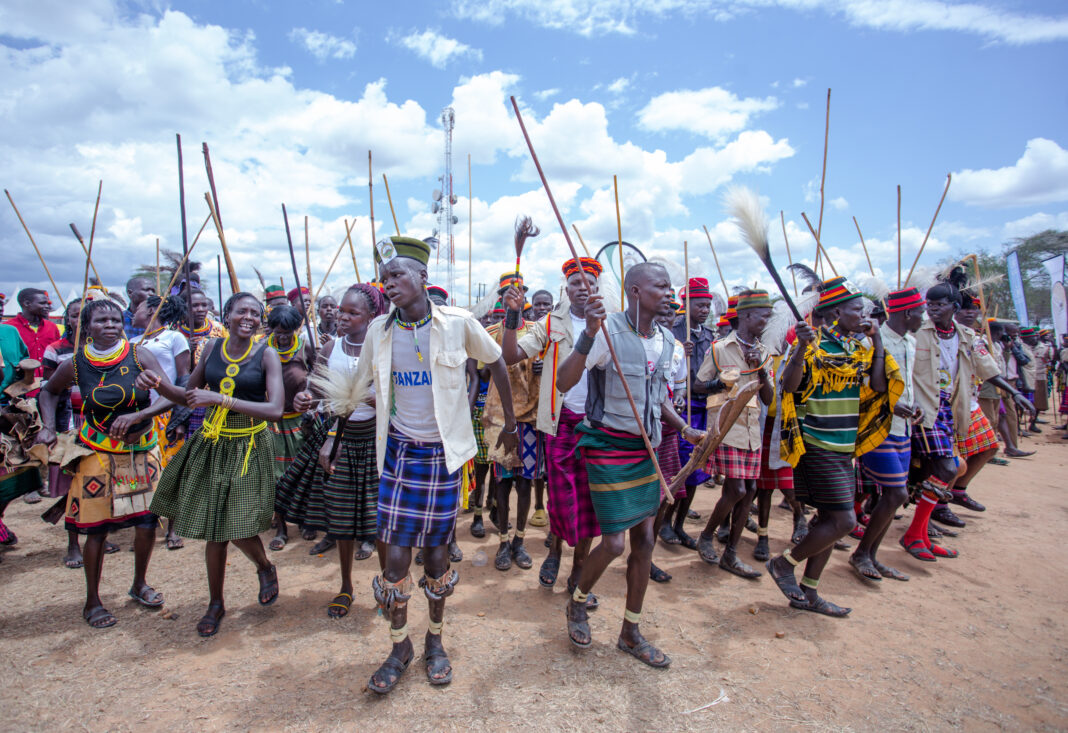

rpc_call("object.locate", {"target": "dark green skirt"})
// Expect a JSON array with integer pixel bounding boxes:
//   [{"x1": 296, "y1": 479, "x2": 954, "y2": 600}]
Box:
[
  {"x1": 151, "y1": 412, "x2": 275, "y2": 542},
  {"x1": 268, "y1": 412, "x2": 306, "y2": 483}
]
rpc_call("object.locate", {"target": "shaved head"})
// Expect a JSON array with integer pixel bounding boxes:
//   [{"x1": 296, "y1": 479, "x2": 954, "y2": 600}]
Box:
[{"x1": 624, "y1": 262, "x2": 668, "y2": 291}]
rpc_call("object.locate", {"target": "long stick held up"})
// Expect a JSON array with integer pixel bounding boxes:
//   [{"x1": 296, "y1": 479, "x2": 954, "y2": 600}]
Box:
[
  {"x1": 613, "y1": 175, "x2": 625, "y2": 309},
  {"x1": 684, "y1": 239, "x2": 692, "y2": 425},
  {"x1": 305, "y1": 215, "x2": 318, "y2": 344},
  {"x1": 853, "y1": 216, "x2": 875, "y2": 276},
  {"x1": 780, "y1": 211, "x2": 797, "y2": 297},
  {"x1": 176, "y1": 135, "x2": 196, "y2": 323},
  {"x1": 800, "y1": 212, "x2": 838, "y2": 276},
  {"x1": 509, "y1": 95, "x2": 673, "y2": 501},
  {"x1": 202, "y1": 143, "x2": 238, "y2": 294},
  {"x1": 368, "y1": 151, "x2": 378, "y2": 281},
  {"x1": 5, "y1": 190, "x2": 66, "y2": 309},
  {"x1": 382, "y1": 174, "x2": 400, "y2": 235},
  {"x1": 468, "y1": 154, "x2": 473, "y2": 308},
  {"x1": 904, "y1": 173, "x2": 952, "y2": 287},
  {"x1": 897, "y1": 185, "x2": 902, "y2": 288},
  {"x1": 702, "y1": 225, "x2": 730, "y2": 300},
  {"x1": 282, "y1": 204, "x2": 318, "y2": 357},
  {"x1": 727, "y1": 187, "x2": 802, "y2": 321},
  {"x1": 68, "y1": 224, "x2": 103, "y2": 288}
]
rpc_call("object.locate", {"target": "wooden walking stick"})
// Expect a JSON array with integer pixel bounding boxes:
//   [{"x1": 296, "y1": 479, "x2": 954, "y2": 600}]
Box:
[
  {"x1": 800, "y1": 212, "x2": 838, "y2": 276},
  {"x1": 202, "y1": 143, "x2": 238, "y2": 294},
  {"x1": 176, "y1": 135, "x2": 196, "y2": 321},
  {"x1": 282, "y1": 204, "x2": 318, "y2": 357},
  {"x1": 510, "y1": 95, "x2": 675, "y2": 501},
  {"x1": 217, "y1": 254, "x2": 223, "y2": 307},
  {"x1": 780, "y1": 211, "x2": 797, "y2": 297},
  {"x1": 904, "y1": 174, "x2": 952, "y2": 287},
  {"x1": 68, "y1": 224, "x2": 103, "y2": 288},
  {"x1": 964, "y1": 253, "x2": 996, "y2": 353},
  {"x1": 684, "y1": 239, "x2": 692, "y2": 425},
  {"x1": 853, "y1": 216, "x2": 875, "y2": 276},
  {"x1": 4, "y1": 190, "x2": 66, "y2": 309},
  {"x1": 368, "y1": 151, "x2": 378, "y2": 280},
  {"x1": 314, "y1": 223, "x2": 356, "y2": 301},
  {"x1": 817, "y1": 88, "x2": 831, "y2": 244},
  {"x1": 897, "y1": 185, "x2": 902, "y2": 288},
  {"x1": 571, "y1": 225, "x2": 593, "y2": 258},
  {"x1": 305, "y1": 215, "x2": 319, "y2": 344},
  {"x1": 702, "y1": 224, "x2": 730, "y2": 300},
  {"x1": 468, "y1": 154, "x2": 473, "y2": 307},
  {"x1": 613, "y1": 175, "x2": 624, "y2": 309},
  {"x1": 344, "y1": 218, "x2": 361, "y2": 283},
  {"x1": 156, "y1": 238, "x2": 161, "y2": 293},
  {"x1": 382, "y1": 174, "x2": 400, "y2": 235}
]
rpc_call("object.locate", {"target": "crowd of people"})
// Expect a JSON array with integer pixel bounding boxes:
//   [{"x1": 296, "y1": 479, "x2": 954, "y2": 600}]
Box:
[{"x1": 0, "y1": 230, "x2": 1065, "y2": 694}]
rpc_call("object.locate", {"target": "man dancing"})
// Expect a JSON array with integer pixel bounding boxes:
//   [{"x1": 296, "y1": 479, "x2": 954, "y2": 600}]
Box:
[
  {"x1": 350, "y1": 237, "x2": 518, "y2": 694},
  {"x1": 766, "y1": 278, "x2": 897, "y2": 616},
  {"x1": 694, "y1": 290, "x2": 774, "y2": 579},
  {"x1": 555, "y1": 262, "x2": 704, "y2": 668}
]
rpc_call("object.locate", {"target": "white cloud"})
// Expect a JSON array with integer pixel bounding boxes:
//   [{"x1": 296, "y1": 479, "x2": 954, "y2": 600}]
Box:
[
  {"x1": 533, "y1": 88, "x2": 561, "y2": 101},
  {"x1": 1001, "y1": 211, "x2": 1068, "y2": 239},
  {"x1": 606, "y1": 77, "x2": 630, "y2": 94},
  {"x1": 830, "y1": 196, "x2": 848, "y2": 211},
  {"x1": 451, "y1": 0, "x2": 1068, "y2": 44},
  {"x1": 637, "y1": 87, "x2": 778, "y2": 142},
  {"x1": 951, "y1": 138, "x2": 1068, "y2": 208},
  {"x1": 288, "y1": 27, "x2": 356, "y2": 60},
  {"x1": 792, "y1": 77, "x2": 807, "y2": 88},
  {"x1": 396, "y1": 28, "x2": 482, "y2": 68}
]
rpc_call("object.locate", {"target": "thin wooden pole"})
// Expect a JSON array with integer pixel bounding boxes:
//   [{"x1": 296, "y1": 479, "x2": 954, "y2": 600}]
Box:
[
  {"x1": 156, "y1": 238, "x2": 161, "y2": 293},
  {"x1": 613, "y1": 175, "x2": 624, "y2": 308},
  {"x1": 4, "y1": 190, "x2": 66, "y2": 309},
  {"x1": 382, "y1": 174, "x2": 400, "y2": 235},
  {"x1": 282, "y1": 204, "x2": 318, "y2": 355},
  {"x1": 966, "y1": 253, "x2": 996, "y2": 353},
  {"x1": 701, "y1": 224, "x2": 730, "y2": 300},
  {"x1": 904, "y1": 174, "x2": 952, "y2": 287},
  {"x1": 344, "y1": 219, "x2": 361, "y2": 283},
  {"x1": 68, "y1": 224, "x2": 103, "y2": 288},
  {"x1": 572, "y1": 225, "x2": 593, "y2": 258},
  {"x1": 176, "y1": 135, "x2": 195, "y2": 323},
  {"x1": 510, "y1": 95, "x2": 672, "y2": 502},
  {"x1": 217, "y1": 254, "x2": 222, "y2": 307},
  {"x1": 800, "y1": 212, "x2": 838, "y2": 276},
  {"x1": 852, "y1": 216, "x2": 875, "y2": 276},
  {"x1": 145, "y1": 234, "x2": 209, "y2": 337},
  {"x1": 204, "y1": 194, "x2": 239, "y2": 292},
  {"x1": 468, "y1": 154, "x2": 473, "y2": 308},
  {"x1": 369, "y1": 151, "x2": 378, "y2": 280},
  {"x1": 684, "y1": 239, "x2": 691, "y2": 425},
  {"x1": 817, "y1": 88, "x2": 831, "y2": 243},
  {"x1": 313, "y1": 223, "x2": 354, "y2": 301},
  {"x1": 305, "y1": 215, "x2": 318, "y2": 344},
  {"x1": 897, "y1": 185, "x2": 902, "y2": 288},
  {"x1": 780, "y1": 211, "x2": 797, "y2": 297}
]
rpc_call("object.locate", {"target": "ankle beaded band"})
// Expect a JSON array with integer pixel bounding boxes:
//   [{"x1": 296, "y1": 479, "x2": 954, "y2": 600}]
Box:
[
  {"x1": 623, "y1": 609, "x2": 641, "y2": 624},
  {"x1": 390, "y1": 624, "x2": 409, "y2": 643}
]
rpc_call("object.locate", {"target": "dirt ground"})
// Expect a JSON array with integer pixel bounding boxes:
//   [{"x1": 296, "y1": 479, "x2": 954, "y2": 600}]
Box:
[{"x1": 2, "y1": 430, "x2": 1067, "y2": 732}]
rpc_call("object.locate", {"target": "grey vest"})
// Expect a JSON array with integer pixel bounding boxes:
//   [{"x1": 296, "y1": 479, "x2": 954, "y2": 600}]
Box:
[{"x1": 585, "y1": 311, "x2": 674, "y2": 447}]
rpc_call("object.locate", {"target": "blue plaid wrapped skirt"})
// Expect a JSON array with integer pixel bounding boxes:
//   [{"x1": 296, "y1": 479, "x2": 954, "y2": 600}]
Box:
[{"x1": 377, "y1": 428, "x2": 461, "y2": 548}]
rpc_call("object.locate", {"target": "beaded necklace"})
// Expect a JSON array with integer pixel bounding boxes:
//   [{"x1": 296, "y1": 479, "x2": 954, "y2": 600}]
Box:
[
  {"x1": 267, "y1": 333, "x2": 302, "y2": 363},
  {"x1": 395, "y1": 308, "x2": 432, "y2": 363},
  {"x1": 935, "y1": 322, "x2": 956, "y2": 338}
]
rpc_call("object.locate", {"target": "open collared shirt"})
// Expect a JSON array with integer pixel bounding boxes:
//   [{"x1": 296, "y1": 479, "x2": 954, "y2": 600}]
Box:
[
  {"x1": 696, "y1": 331, "x2": 769, "y2": 450},
  {"x1": 914, "y1": 320, "x2": 1000, "y2": 439},
  {"x1": 351, "y1": 302, "x2": 502, "y2": 474},
  {"x1": 879, "y1": 323, "x2": 916, "y2": 437}
]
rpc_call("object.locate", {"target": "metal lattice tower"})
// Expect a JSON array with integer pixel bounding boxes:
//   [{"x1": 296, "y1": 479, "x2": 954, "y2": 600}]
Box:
[{"x1": 434, "y1": 107, "x2": 457, "y2": 304}]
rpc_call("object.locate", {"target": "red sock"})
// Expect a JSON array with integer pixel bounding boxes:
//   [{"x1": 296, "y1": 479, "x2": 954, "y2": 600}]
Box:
[
  {"x1": 854, "y1": 499, "x2": 864, "y2": 519},
  {"x1": 903, "y1": 494, "x2": 937, "y2": 547}
]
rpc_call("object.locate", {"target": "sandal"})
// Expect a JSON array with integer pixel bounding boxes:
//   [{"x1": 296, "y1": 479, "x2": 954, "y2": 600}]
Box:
[
  {"x1": 354, "y1": 540, "x2": 374, "y2": 561},
  {"x1": 658, "y1": 524, "x2": 681, "y2": 545},
  {"x1": 196, "y1": 603, "x2": 225, "y2": 637},
  {"x1": 310, "y1": 537, "x2": 336, "y2": 555},
  {"x1": 166, "y1": 534, "x2": 185, "y2": 551},
  {"x1": 128, "y1": 584, "x2": 165, "y2": 608},
  {"x1": 791, "y1": 517, "x2": 809, "y2": 544},
  {"x1": 84, "y1": 606, "x2": 117, "y2": 629},
  {"x1": 368, "y1": 652, "x2": 412, "y2": 695},
  {"x1": 539, "y1": 554, "x2": 561, "y2": 588},
  {"x1": 789, "y1": 594, "x2": 852, "y2": 617},
  {"x1": 104, "y1": 540, "x2": 120, "y2": 555},
  {"x1": 649, "y1": 563, "x2": 672, "y2": 583},
  {"x1": 617, "y1": 637, "x2": 671, "y2": 668},
  {"x1": 424, "y1": 647, "x2": 453, "y2": 686},
  {"x1": 511, "y1": 542, "x2": 532, "y2": 570},
  {"x1": 766, "y1": 558, "x2": 806, "y2": 602},
  {"x1": 697, "y1": 533, "x2": 719, "y2": 565},
  {"x1": 566, "y1": 578, "x2": 598, "y2": 610},
  {"x1": 565, "y1": 600, "x2": 592, "y2": 649},
  {"x1": 301, "y1": 527, "x2": 317, "y2": 541},
  {"x1": 929, "y1": 543, "x2": 958, "y2": 559},
  {"x1": 872, "y1": 560, "x2": 910, "y2": 581},
  {"x1": 899, "y1": 538, "x2": 936, "y2": 562},
  {"x1": 268, "y1": 534, "x2": 287, "y2": 551},
  {"x1": 470, "y1": 517, "x2": 486, "y2": 538},
  {"x1": 675, "y1": 528, "x2": 698, "y2": 551},
  {"x1": 753, "y1": 535, "x2": 770, "y2": 562},
  {"x1": 257, "y1": 564, "x2": 279, "y2": 605},
  {"x1": 848, "y1": 554, "x2": 883, "y2": 582},
  {"x1": 494, "y1": 542, "x2": 511, "y2": 571},
  {"x1": 719, "y1": 550, "x2": 762, "y2": 579},
  {"x1": 327, "y1": 592, "x2": 353, "y2": 619},
  {"x1": 449, "y1": 540, "x2": 463, "y2": 563}
]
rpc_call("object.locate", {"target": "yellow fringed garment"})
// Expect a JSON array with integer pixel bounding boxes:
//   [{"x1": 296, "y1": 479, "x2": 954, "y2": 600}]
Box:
[
  {"x1": 779, "y1": 337, "x2": 903, "y2": 467},
  {"x1": 199, "y1": 405, "x2": 268, "y2": 477}
]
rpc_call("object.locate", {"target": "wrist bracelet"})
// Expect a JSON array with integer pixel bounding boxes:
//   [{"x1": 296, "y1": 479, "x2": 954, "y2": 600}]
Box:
[
  {"x1": 505, "y1": 424, "x2": 519, "y2": 434},
  {"x1": 504, "y1": 309, "x2": 521, "y2": 330},
  {"x1": 575, "y1": 329, "x2": 595, "y2": 355}
]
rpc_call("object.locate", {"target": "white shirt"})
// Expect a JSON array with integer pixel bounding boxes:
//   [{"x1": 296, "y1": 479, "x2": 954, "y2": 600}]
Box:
[
  {"x1": 586, "y1": 324, "x2": 666, "y2": 371},
  {"x1": 136, "y1": 329, "x2": 189, "y2": 402},
  {"x1": 880, "y1": 323, "x2": 916, "y2": 437},
  {"x1": 561, "y1": 311, "x2": 590, "y2": 414}
]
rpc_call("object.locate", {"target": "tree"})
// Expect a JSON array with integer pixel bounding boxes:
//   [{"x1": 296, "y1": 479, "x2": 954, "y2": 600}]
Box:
[{"x1": 970, "y1": 230, "x2": 1067, "y2": 325}]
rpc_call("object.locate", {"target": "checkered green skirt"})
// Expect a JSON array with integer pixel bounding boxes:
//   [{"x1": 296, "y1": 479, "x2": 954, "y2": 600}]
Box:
[{"x1": 150, "y1": 412, "x2": 276, "y2": 542}]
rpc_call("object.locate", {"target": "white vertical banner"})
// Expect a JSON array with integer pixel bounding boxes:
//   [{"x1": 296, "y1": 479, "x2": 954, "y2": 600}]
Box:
[
  {"x1": 1006, "y1": 251, "x2": 1029, "y2": 325},
  {"x1": 1052, "y1": 281, "x2": 1067, "y2": 344}
]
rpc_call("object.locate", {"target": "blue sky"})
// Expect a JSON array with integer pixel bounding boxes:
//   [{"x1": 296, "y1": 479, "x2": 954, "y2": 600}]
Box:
[{"x1": 1, "y1": 0, "x2": 1066, "y2": 310}]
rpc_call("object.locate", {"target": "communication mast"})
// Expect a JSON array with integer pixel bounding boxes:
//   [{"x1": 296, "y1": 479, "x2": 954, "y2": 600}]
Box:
[{"x1": 431, "y1": 107, "x2": 457, "y2": 303}]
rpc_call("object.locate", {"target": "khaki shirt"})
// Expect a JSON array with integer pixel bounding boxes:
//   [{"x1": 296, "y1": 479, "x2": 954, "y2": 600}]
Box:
[
  {"x1": 351, "y1": 303, "x2": 502, "y2": 474},
  {"x1": 978, "y1": 340, "x2": 1004, "y2": 400},
  {"x1": 696, "y1": 332, "x2": 768, "y2": 450},
  {"x1": 481, "y1": 319, "x2": 541, "y2": 466},
  {"x1": 1020, "y1": 342, "x2": 1038, "y2": 386},
  {"x1": 516, "y1": 301, "x2": 579, "y2": 436},
  {"x1": 914, "y1": 321, "x2": 1000, "y2": 439}
]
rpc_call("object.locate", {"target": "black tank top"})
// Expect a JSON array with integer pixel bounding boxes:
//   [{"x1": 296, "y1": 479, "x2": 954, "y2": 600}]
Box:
[
  {"x1": 203, "y1": 339, "x2": 267, "y2": 402},
  {"x1": 73, "y1": 342, "x2": 152, "y2": 435}
]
